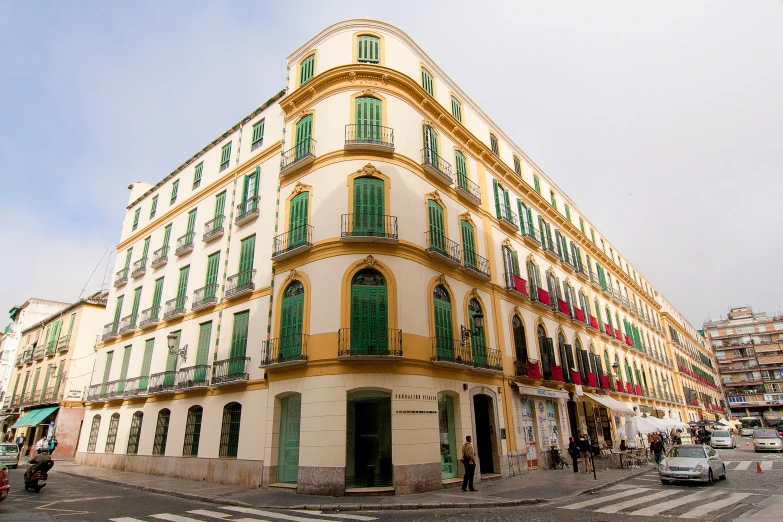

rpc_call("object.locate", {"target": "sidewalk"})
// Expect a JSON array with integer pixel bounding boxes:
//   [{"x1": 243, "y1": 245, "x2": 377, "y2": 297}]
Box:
[{"x1": 53, "y1": 460, "x2": 654, "y2": 511}]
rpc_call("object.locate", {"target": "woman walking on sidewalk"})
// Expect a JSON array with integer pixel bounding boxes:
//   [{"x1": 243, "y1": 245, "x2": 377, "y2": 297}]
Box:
[{"x1": 461, "y1": 436, "x2": 477, "y2": 492}]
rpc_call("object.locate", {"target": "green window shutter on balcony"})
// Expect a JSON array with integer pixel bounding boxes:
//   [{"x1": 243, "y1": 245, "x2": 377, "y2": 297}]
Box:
[
  {"x1": 493, "y1": 179, "x2": 501, "y2": 218},
  {"x1": 195, "y1": 322, "x2": 212, "y2": 366},
  {"x1": 433, "y1": 286, "x2": 453, "y2": 348},
  {"x1": 295, "y1": 115, "x2": 313, "y2": 158},
  {"x1": 455, "y1": 151, "x2": 467, "y2": 178},
  {"x1": 205, "y1": 252, "x2": 220, "y2": 287},
  {"x1": 428, "y1": 200, "x2": 445, "y2": 251},
  {"x1": 299, "y1": 55, "x2": 315, "y2": 85},
  {"x1": 230, "y1": 311, "x2": 250, "y2": 359},
  {"x1": 113, "y1": 296, "x2": 124, "y2": 324},
  {"x1": 357, "y1": 35, "x2": 380, "y2": 63},
  {"x1": 140, "y1": 339, "x2": 154, "y2": 380},
  {"x1": 280, "y1": 282, "x2": 304, "y2": 357},
  {"x1": 421, "y1": 67, "x2": 434, "y2": 96},
  {"x1": 40, "y1": 366, "x2": 52, "y2": 399},
  {"x1": 252, "y1": 120, "x2": 265, "y2": 146},
  {"x1": 163, "y1": 224, "x2": 172, "y2": 247},
  {"x1": 355, "y1": 97, "x2": 382, "y2": 140},
  {"x1": 186, "y1": 210, "x2": 197, "y2": 234},
  {"x1": 239, "y1": 235, "x2": 256, "y2": 275},
  {"x1": 150, "y1": 196, "x2": 158, "y2": 218},
  {"x1": 119, "y1": 345, "x2": 132, "y2": 381},
  {"x1": 102, "y1": 351, "x2": 114, "y2": 385},
  {"x1": 170, "y1": 180, "x2": 179, "y2": 204},
  {"x1": 242, "y1": 168, "x2": 260, "y2": 202},
  {"x1": 423, "y1": 125, "x2": 438, "y2": 162},
  {"x1": 451, "y1": 96, "x2": 462, "y2": 122},
  {"x1": 215, "y1": 192, "x2": 226, "y2": 217},
  {"x1": 66, "y1": 314, "x2": 75, "y2": 337},
  {"x1": 177, "y1": 266, "x2": 190, "y2": 298},
  {"x1": 124, "y1": 248, "x2": 133, "y2": 269},
  {"x1": 152, "y1": 278, "x2": 164, "y2": 308},
  {"x1": 564, "y1": 205, "x2": 571, "y2": 222},
  {"x1": 511, "y1": 251, "x2": 520, "y2": 276},
  {"x1": 533, "y1": 175, "x2": 541, "y2": 194},
  {"x1": 461, "y1": 220, "x2": 476, "y2": 268},
  {"x1": 353, "y1": 177, "x2": 384, "y2": 234},
  {"x1": 142, "y1": 237, "x2": 150, "y2": 259},
  {"x1": 289, "y1": 192, "x2": 309, "y2": 247},
  {"x1": 131, "y1": 287, "x2": 142, "y2": 317}
]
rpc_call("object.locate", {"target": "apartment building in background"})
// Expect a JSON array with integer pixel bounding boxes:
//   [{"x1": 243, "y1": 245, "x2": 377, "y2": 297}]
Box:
[
  {"x1": 704, "y1": 307, "x2": 783, "y2": 421},
  {"x1": 75, "y1": 19, "x2": 724, "y2": 495},
  {"x1": 2, "y1": 291, "x2": 107, "y2": 457}
]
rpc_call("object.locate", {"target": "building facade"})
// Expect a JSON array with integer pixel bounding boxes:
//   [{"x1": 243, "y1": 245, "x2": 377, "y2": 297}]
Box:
[
  {"x1": 704, "y1": 307, "x2": 783, "y2": 422},
  {"x1": 75, "y1": 19, "x2": 723, "y2": 495},
  {"x1": 3, "y1": 292, "x2": 107, "y2": 457}
]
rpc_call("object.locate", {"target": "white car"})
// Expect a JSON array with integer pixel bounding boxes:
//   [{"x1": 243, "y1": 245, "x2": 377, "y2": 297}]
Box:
[
  {"x1": 659, "y1": 444, "x2": 726, "y2": 485},
  {"x1": 710, "y1": 430, "x2": 736, "y2": 449},
  {"x1": 741, "y1": 427, "x2": 755, "y2": 437},
  {"x1": 753, "y1": 429, "x2": 783, "y2": 452}
]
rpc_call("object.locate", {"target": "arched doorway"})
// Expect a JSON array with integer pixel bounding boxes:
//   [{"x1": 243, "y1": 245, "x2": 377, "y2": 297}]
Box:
[
  {"x1": 471, "y1": 393, "x2": 498, "y2": 475},
  {"x1": 349, "y1": 269, "x2": 388, "y2": 354},
  {"x1": 346, "y1": 390, "x2": 392, "y2": 488}
]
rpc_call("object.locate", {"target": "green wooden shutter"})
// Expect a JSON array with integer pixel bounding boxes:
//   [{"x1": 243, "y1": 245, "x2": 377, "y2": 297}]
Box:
[
  {"x1": 66, "y1": 313, "x2": 75, "y2": 337},
  {"x1": 142, "y1": 237, "x2": 151, "y2": 259},
  {"x1": 230, "y1": 311, "x2": 250, "y2": 361},
  {"x1": 100, "y1": 351, "x2": 114, "y2": 395},
  {"x1": 132, "y1": 208, "x2": 140, "y2": 230},
  {"x1": 220, "y1": 143, "x2": 232, "y2": 168},
  {"x1": 295, "y1": 115, "x2": 312, "y2": 159},
  {"x1": 194, "y1": 322, "x2": 212, "y2": 382},
  {"x1": 455, "y1": 151, "x2": 467, "y2": 187},
  {"x1": 113, "y1": 295, "x2": 124, "y2": 324},
  {"x1": 252, "y1": 120, "x2": 265, "y2": 146},
  {"x1": 205, "y1": 252, "x2": 220, "y2": 299},
  {"x1": 40, "y1": 365, "x2": 52, "y2": 400},
  {"x1": 177, "y1": 266, "x2": 190, "y2": 309},
  {"x1": 511, "y1": 251, "x2": 520, "y2": 276},
  {"x1": 565, "y1": 204, "x2": 571, "y2": 221},
  {"x1": 239, "y1": 235, "x2": 256, "y2": 279},
  {"x1": 433, "y1": 287, "x2": 453, "y2": 358},
  {"x1": 526, "y1": 207, "x2": 534, "y2": 237},
  {"x1": 451, "y1": 96, "x2": 462, "y2": 122},
  {"x1": 289, "y1": 192, "x2": 309, "y2": 247},
  {"x1": 421, "y1": 67, "x2": 434, "y2": 95},
  {"x1": 163, "y1": 224, "x2": 172, "y2": 248},
  {"x1": 300, "y1": 55, "x2": 315, "y2": 85},
  {"x1": 533, "y1": 175, "x2": 541, "y2": 194},
  {"x1": 353, "y1": 177, "x2": 384, "y2": 235},
  {"x1": 152, "y1": 277, "x2": 164, "y2": 308},
  {"x1": 428, "y1": 200, "x2": 445, "y2": 252},
  {"x1": 355, "y1": 96, "x2": 382, "y2": 140},
  {"x1": 493, "y1": 179, "x2": 501, "y2": 218},
  {"x1": 117, "y1": 345, "x2": 132, "y2": 393},
  {"x1": 215, "y1": 192, "x2": 226, "y2": 218},
  {"x1": 357, "y1": 35, "x2": 380, "y2": 63},
  {"x1": 52, "y1": 321, "x2": 62, "y2": 343},
  {"x1": 170, "y1": 180, "x2": 179, "y2": 204},
  {"x1": 280, "y1": 282, "x2": 304, "y2": 358},
  {"x1": 150, "y1": 196, "x2": 158, "y2": 218},
  {"x1": 423, "y1": 124, "x2": 438, "y2": 167},
  {"x1": 139, "y1": 339, "x2": 154, "y2": 389},
  {"x1": 461, "y1": 220, "x2": 476, "y2": 268},
  {"x1": 193, "y1": 162, "x2": 203, "y2": 189},
  {"x1": 186, "y1": 209, "x2": 197, "y2": 234},
  {"x1": 350, "y1": 273, "x2": 389, "y2": 354},
  {"x1": 30, "y1": 368, "x2": 40, "y2": 400},
  {"x1": 124, "y1": 248, "x2": 133, "y2": 269},
  {"x1": 469, "y1": 302, "x2": 487, "y2": 365},
  {"x1": 131, "y1": 287, "x2": 142, "y2": 317}
]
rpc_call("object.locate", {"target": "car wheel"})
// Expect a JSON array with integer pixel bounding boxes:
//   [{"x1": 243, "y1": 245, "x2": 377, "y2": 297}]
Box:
[
  {"x1": 707, "y1": 469, "x2": 714, "y2": 485},
  {"x1": 719, "y1": 465, "x2": 727, "y2": 480},
  {"x1": 661, "y1": 479, "x2": 670, "y2": 485}
]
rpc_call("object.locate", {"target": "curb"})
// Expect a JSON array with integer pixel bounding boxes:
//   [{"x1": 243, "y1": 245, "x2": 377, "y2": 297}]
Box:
[{"x1": 576, "y1": 466, "x2": 654, "y2": 496}]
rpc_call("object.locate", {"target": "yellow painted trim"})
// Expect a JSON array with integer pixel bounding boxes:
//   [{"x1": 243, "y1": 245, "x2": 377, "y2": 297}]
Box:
[
  {"x1": 282, "y1": 182, "x2": 313, "y2": 235},
  {"x1": 273, "y1": 270, "x2": 311, "y2": 339},
  {"x1": 340, "y1": 256, "x2": 398, "y2": 330},
  {"x1": 425, "y1": 275, "x2": 459, "y2": 340}
]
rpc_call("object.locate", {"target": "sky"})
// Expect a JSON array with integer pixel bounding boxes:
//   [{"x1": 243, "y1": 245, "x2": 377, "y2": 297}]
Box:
[{"x1": 0, "y1": 0, "x2": 781, "y2": 329}]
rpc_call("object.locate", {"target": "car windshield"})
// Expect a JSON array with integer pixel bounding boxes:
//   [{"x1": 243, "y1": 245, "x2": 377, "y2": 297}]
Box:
[
  {"x1": 754, "y1": 430, "x2": 778, "y2": 439},
  {"x1": 712, "y1": 431, "x2": 730, "y2": 437},
  {"x1": 668, "y1": 446, "x2": 706, "y2": 459},
  {"x1": 0, "y1": 444, "x2": 17, "y2": 453}
]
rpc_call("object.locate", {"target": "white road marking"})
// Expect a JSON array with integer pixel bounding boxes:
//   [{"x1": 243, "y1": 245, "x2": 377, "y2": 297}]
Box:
[
  {"x1": 109, "y1": 519, "x2": 146, "y2": 522},
  {"x1": 222, "y1": 506, "x2": 339, "y2": 522},
  {"x1": 187, "y1": 510, "x2": 233, "y2": 519},
  {"x1": 761, "y1": 460, "x2": 773, "y2": 470},
  {"x1": 679, "y1": 492, "x2": 753, "y2": 518},
  {"x1": 627, "y1": 490, "x2": 723, "y2": 516},
  {"x1": 734, "y1": 461, "x2": 752, "y2": 470},
  {"x1": 561, "y1": 487, "x2": 648, "y2": 509},
  {"x1": 736, "y1": 494, "x2": 783, "y2": 521},
  {"x1": 633, "y1": 478, "x2": 661, "y2": 482},
  {"x1": 151, "y1": 514, "x2": 211, "y2": 522},
  {"x1": 595, "y1": 489, "x2": 681, "y2": 513},
  {"x1": 290, "y1": 511, "x2": 378, "y2": 521}
]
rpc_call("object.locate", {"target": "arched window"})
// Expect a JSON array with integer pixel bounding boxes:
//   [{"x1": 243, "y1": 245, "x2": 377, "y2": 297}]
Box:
[
  {"x1": 455, "y1": 150, "x2": 468, "y2": 188},
  {"x1": 127, "y1": 411, "x2": 143, "y2": 454},
  {"x1": 433, "y1": 285, "x2": 454, "y2": 361},
  {"x1": 153, "y1": 408, "x2": 171, "y2": 455},
  {"x1": 357, "y1": 35, "x2": 380, "y2": 64},
  {"x1": 625, "y1": 360, "x2": 634, "y2": 384},
  {"x1": 461, "y1": 220, "x2": 477, "y2": 269},
  {"x1": 451, "y1": 96, "x2": 462, "y2": 122},
  {"x1": 512, "y1": 315, "x2": 528, "y2": 365},
  {"x1": 427, "y1": 199, "x2": 446, "y2": 253},
  {"x1": 527, "y1": 259, "x2": 541, "y2": 293},
  {"x1": 421, "y1": 66, "x2": 434, "y2": 96},
  {"x1": 288, "y1": 191, "x2": 309, "y2": 248},
  {"x1": 349, "y1": 269, "x2": 389, "y2": 355},
  {"x1": 538, "y1": 324, "x2": 553, "y2": 379},
  {"x1": 351, "y1": 177, "x2": 385, "y2": 236},
  {"x1": 105, "y1": 413, "x2": 120, "y2": 453},
  {"x1": 299, "y1": 54, "x2": 315, "y2": 86},
  {"x1": 183, "y1": 405, "x2": 203, "y2": 456},
  {"x1": 294, "y1": 114, "x2": 313, "y2": 160},
  {"x1": 220, "y1": 402, "x2": 242, "y2": 458},
  {"x1": 605, "y1": 307, "x2": 613, "y2": 330},
  {"x1": 575, "y1": 337, "x2": 588, "y2": 381},
  {"x1": 468, "y1": 299, "x2": 487, "y2": 366},
  {"x1": 557, "y1": 332, "x2": 573, "y2": 381},
  {"x1": 513, "y1": 155, "x2": 522, "y2": 176},
  {"x1": 279, "y1": 280, "x2": 305, "y2": 360},
  {"x1": 354, "y1": 96, "x2": 382, "y2": 141},
  {"x1": 86, "y1": 415, "x2": 101, "y2": 452}
]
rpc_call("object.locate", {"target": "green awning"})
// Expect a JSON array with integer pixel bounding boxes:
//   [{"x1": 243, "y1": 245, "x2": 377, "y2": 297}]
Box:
[{"x1": 11, "y1": 406, "x2": 59, "y2": 429}]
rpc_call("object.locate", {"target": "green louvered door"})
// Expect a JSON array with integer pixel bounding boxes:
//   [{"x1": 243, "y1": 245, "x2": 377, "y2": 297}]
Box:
[
  {"x1": 353, "y1": 177, "x2": 384, "y2": 236},
  {"x1": 205, "y1": 252, "x2": 220, "y2": 299},
  {"x1": 295, "y1": 115, "x2": 312, "y2": 160},
  {"x1": 289, "y1": 192, "x2": 309, "y2": 248},
  {"x1": 424, "y1": 125, "x2": 438, "y2": 166},
  {"x1": 433, "y1": 286, "x2": 453, "y2": 359},
  {"x1": 428, "y1": 200, "x2": 445, "y2": 253},
  {"x1": 350, "y1": 271, "x2": 388, "y2": 355},
  {"x1": 469, "y1": 301, "x2": 487, "y2": 366},
  {"x1": 278, "y1": 394, "x2": 301, "y2": 484},
  {"x1": 131, "y1": 287, "x2": 142, "y2": 321},
  {"x1": 238, "y1": 235, "x2": 255, "y2": 287},
  {"x1": 117, "y1": 345, "x2": 132, "y2": 393},
  {"x1": 280, "y1": 281, "x2": 304, "y2": 360},
  {"x1": 194, "y1": 322, "x2": 212, "y2": 382},
  {"x1": 165, "y1": 332, "x2": 179, "y2": 386},
  {"x1": 139, "y1": 340, "x2": 154, "y2": 391},
  {"x1": 356, "y1": 96, "x2": 382, "y2": 141},
  {"x1": 100, "y1": 351, "x2": 114, "y2": 396},
  {"x1": 176, "y1": 266, "x2": 189, "y2": 310},
  {"x1": 229, "y1": 311, "x2": 249, "y2": 375},
  {"x1": 461, "y1": 220, "x2": 476, "y2": 269}
]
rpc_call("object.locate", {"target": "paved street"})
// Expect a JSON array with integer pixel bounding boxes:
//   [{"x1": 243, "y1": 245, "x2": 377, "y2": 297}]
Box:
[{"x1": 1, "y1": 439, "x2": 782, "y2": 521}]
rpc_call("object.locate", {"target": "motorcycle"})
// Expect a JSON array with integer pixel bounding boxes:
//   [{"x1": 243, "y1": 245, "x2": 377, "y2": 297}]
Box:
[{"x1": 24, "y1": 458, "x2": 53, "y2": 493}]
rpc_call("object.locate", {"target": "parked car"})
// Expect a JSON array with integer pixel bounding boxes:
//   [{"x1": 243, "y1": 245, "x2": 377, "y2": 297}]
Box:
[
  {"x1": 0, "y1": 464, "x2": 9, "y2": 502},
  {"x1": 659, "y1": 444, "x2": 726, "y2": 484},
  {"x1": 0, "y1": 444, "x2": 18, "y2": 469},
  {"x1": 741, "y1": 427, "x2": 755, "y2": 437},
  {"x1": 753, "y1": 429, "x2": 783, "y2": 452},
  {"x1": 710, "y1": 430, "x2": 737, "y2": 449}
]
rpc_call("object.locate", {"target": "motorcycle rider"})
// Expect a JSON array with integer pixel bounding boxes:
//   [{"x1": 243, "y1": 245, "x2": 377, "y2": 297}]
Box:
[{"x1": 25, "y1": 452, "x2": 53, "y2": 483}]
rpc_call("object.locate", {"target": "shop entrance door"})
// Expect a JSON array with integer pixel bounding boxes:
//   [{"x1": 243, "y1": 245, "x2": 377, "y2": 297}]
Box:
[
  {"x1": 347, "y1": 391, "x2": 392, "y2": 488},
  {"x1": 277, "y1": 394, "x2": 301, "y2": 484},
  {"x1": 567, "y1": 400, "x2": 579, "y2": 439},
  {"x1": 473, "y1": 394, "x2": 495, "y2": 474}
]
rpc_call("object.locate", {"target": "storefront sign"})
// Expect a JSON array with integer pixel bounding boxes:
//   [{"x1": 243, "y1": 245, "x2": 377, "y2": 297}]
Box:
[{"x1": 516, "y1": 385, "x2": 569, "y2": 400}]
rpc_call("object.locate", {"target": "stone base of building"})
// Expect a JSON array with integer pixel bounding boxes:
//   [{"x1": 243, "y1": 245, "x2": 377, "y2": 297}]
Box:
[
  {"x1": 392, "y1": 461, "x2": 441, "y2": 495},
  {"x1": 297, "y1": 466, "x2": 346, "y2": 496},
  {"x1": 74, "y1": 452, "x2": 264, "y2": 487},
  {"x1": 505, "y1": 450, "x2": 529, "y2": 477}
]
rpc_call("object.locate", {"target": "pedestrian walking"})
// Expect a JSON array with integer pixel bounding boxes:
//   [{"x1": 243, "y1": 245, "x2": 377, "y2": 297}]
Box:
[
  {"x1": 580, "y1": 434, "x2": 593, "y2": 473},
  {"x1": 568, "y1": 436, "x2": 580, "y2": 473},
  {"x1": 651, "y1": 435, "x2": 665, "y2": 464},
  {"x1": 48, "y1": 436, "x2": 58, "y2": 455},
  {"x1": 461, "y1": 435, "x2": 477, "y2": 492},
  {"x1": 35, "y1": 436, "x2": 47, "y2": 454},
  {"x1": 15, "y1": 434, "x2": 24, "y2": 453}
]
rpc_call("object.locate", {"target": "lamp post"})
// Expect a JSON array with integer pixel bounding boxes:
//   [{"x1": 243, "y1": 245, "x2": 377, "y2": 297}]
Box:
[
  {"x1": 167, "y1": 334, "x2": 188, "y2": 363},
  {"x1": 460, "y1": 312, "x2": 484, "y2": 346}
]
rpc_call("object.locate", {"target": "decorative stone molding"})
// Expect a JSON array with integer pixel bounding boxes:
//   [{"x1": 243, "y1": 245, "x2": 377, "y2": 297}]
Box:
[
  {"x1": 458, "y1": 211, "x2": 475, "y2": 226},
  {"x1": 501, "y1": 238, "x2": 513, "y2": 250},
  {"x1": 362, "y1": 88, "x2": 376, "y2": 97},
  {"x1": 436, "y1": 274, "x2": 447, "y2": 286},
  {"x1": 469, "y1": 288, "x2": 479, "y2": 299},
  {"x1": 355, "y1": 163, "x2": 380, "y2": 177},
  {"x1": 361, "y1": 255, "x2": 377, "y2": 268},
  {"x1": 286, "y1": 269, "x2": 300, "y2": 283},
  {"x1": 348, "y1": 71, "x2": 357, "y2": 83},
  {"x1": 292, "y1": 181, "x2": 312, "y2": 195},
  {"x1": 425, "y1": 190, "x2": 442, "y2": 204}
]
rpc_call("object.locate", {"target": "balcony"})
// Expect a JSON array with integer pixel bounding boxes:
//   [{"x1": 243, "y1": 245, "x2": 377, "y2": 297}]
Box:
[
  {"x1": 272, "y1": 225, "x2": 313, "y2": 261},
  {"x1": 280, "y1": 138, "x2": 316, "y2": 176},
  {"x1": 421, "y1": 149, "x2": 453, "y2": 185},
  {"x1": 118, "y1": 314, "x2": 137, "y2": 335},
  {"x1": 139, "y1": 306, "x2": 160, "y2": 329},
  {"x1": 497, "y1": 205, "x2": 519, "y2": 232},
  {"x1": 225, "y1": 270, "x2": 256, "y2": 299},
  {"x1": 33, "y1": 346, "x2": 44, "y2": 361},
  {"x1": 192, "y1": 284, "x2": 219, "y2": 310},
  {"x1": 260, "y1": 334, "x2": 309, "y2": 368},
  {"x1": 425, "y1": 232, "x2": 461, "y2": 268},
  {"x1": 235, "y1": 196, "x2": 260, "y2": 225},
  {"x1": 516, "y1": 359, "x2": 543, "y2": 379},
  {"x1": 45, "y1": 340, "x2": 56, "y2": 355},
  {"x1": 338, "y1": 328, "x2": 403, "y2": 358},
  {"x1": 203, "y1": 215, "x2": 225, "y2": 243},
  {"x1": 163, "y1": 296, "x2": 187, "y2": 320},
  {"x1": 612, "y1": 289, "x2": 622, "y2": 303},
  {"x1": 530, "y1": 285, "x2": 551, "y2": 309},
  {"x1": 24, "y1": 349, "x2": 33, "y2": 363},
  {"x1": 56, "y1": 335, "x2": 70, "y2": 352},
  {"x1": 431, "y1": 337, "x2": 473, "y2": 369},
  {"x1": 503, "y1": 272, "x2": 529, "y2": 298},
  {"x1": 575, "y1": 264, "x2": 588, "y2": 282},
  {"x1": 456, "y1": 172, "x2": 481, "y2": 205},
  {"x1": 621, "y1": 296, "x2": 630, "y2": 310},
  {"x1": 521, "y1": 223, "x2": 542, "y2": 248},
  {"x1": 462, "y1": 248, "x2": 490, "y2": 281},
  {"x1": 175, "y1": 232, "x2": 195, "y2": 256},
  {"x1": 40, "y1": 383, "x2": 64, "y2": 405},
  {"x1": 114, "y1": 268, "x2": 129, "y2": 287},
  {"x1": 86, "y1": 381, "x2": 121, "y2": 402},
  {"x1": 345, "y1": 124, "x2": 394, "y2": 152},
  {"x1": 15, "y1": 355, "x2": 23, "y2": 367},
  {"x1": 151, "y1": 246, "x2": 169, "y2": 268},
  {"x1": 102, "y1": 322, "x2": 118, "y2": 341},
  {"x1": 131, "y1": 257, "x2": 147, "y2": 278},
  {"x1": 148, "y1": 371, "x2": 177, "y2": 394},
  {"x1": 341, "y1": 214, "x2": 398, "y2": 243},
  {"x1": 176, "y1": 365, "x2": 211, "y2": 389},
  {"x1": 542, "y1": 237, "x2": 558, "y2": 261},
  {"x1": 212, "y1": 357, "x2": 250, "y2": 385}
]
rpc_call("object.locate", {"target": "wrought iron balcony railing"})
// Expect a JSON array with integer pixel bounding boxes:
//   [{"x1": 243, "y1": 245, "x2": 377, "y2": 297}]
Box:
[
  {"x1": 225, "y1": 270, "x2": 255, "y2": 299},
  {"x1": 463, "y1": 248, "x2": 490, "y2": 280},
  {"x1": 425, "y1": 231, "x2": 461, "y2": 266},
  {"x1": 176, "y1": 365, "x2": 211, "y2": 389},
  {"x1": 118, "y1": 314, "x2": 137, "y2": 334},
  {"x1": 521, "y1": 223, "x2": 542, "y2": 244},
  {"x1": 57, "y1": 335, "x2": 70, "y2": 352},
  {"x1": 345, "y1": 124, "x2": 394, "y2": 150},
  {"x1": 139, "y1": 306, "x2": 161, "y2": 328},
  {"x1": 131, "y1": 257, "x2": 147, "y2": 278},
  {"x1": 503, "y1": 272, "x2": 529, "y2": 297},
  {"x1": 121, "y1": 376, "x2": 144, "y2": 397},
  {"x1": 151, "y1": 246, "x2": 169, "y2": 268},
  {"x1": 235, "y1": 196, "x2": 260, "y2": 225},
  {"x1": 272, "y1": 225, "x2": 313, "y2": 260},
  {"x1": 212, "y1": 357, "x2": 250, "y2": 384},
  {"x1": 192, "y1": 284, "x2": 219, "y2": 310},
  {"x1": 33, "y1": 346, "x2": 44, "y2": 360},
  {"x1": 456, "y1": 172, "x2": 481, "y2": 203},
  {"x1": 497, "y1": 204, "x2": 519, "y2": 230},
  {"x1": 338, "y1": 328, "x2": 403, "y2": 357},
  {"x1": 148, "y1": 371, "x2": 177, "y2": 394},
  {"x1": 280, "y1": 138, "x2": 316, "y2": 175},
  {"x1": 102, "y1": 322, "x2": 118, "y2": 341},
  {"x1": 114, "y1": 268, "x2": 129, "y2": 287},
  {"x1": 341, "y1": 214, "x2": 398, "y2": 241},
  {"x1": 260, "y1": 334, "x2": 309, "y2": 367},
  {"x1": 203, "y1": 215, "x2": 225, "y2": 242},
  {"x1": 163, "y1": 296, "x2": 187, "y2": 320},
  {"x1": 175, "y1": 232, "x2": 195, "y2": 255},
  {"x1": 430, "y1": 337, "x2": 473, "y2": 368},
  {"x1": 45, "y1": 340, "x2": 56, "y2": 354},
  {"x1": 421, "y1": 148, "x2": 453, "y2": 184}
]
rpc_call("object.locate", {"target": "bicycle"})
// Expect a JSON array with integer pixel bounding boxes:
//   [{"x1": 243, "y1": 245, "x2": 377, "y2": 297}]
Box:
[{"x1": 551, "y1": 448, "x2": 570, "y2": 470}]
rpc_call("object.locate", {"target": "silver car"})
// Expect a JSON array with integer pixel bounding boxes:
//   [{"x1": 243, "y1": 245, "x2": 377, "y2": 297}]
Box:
[
  {"x1": 711, "y1": 430, "x2": 737, "y2": 449},
  {"x1": 659, "y1": 444, "x2": 726, "y2": 484},
  {"x1": 0, "y1": 444, "x2": 19, "y2": 469},
  {"x1": 753, "y1": 429, "x2": 783, "y2": 452}
]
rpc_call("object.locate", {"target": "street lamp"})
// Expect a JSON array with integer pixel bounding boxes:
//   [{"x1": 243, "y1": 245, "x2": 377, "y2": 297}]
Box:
[
  {"x1": 460, "y1": 313, "x2": 484, "y2": 345},
  {"x1": 167, "y1": 334, "x2": 188, "y2": 362}
]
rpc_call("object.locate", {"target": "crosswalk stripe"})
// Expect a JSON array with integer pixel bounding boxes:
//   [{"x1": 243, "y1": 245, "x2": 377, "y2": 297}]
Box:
[
  {"x1": 222, "y1": 506, "x2": 337, "y2": 522},
  {"x1": 290, "y1": 511, "x2": 378, "y2": 521},
  {"x1": 187, "y1": 510, "x2": 233, "y2": 519},
  {"x1": 735, "y1": 461, "x2": 752, "y2": 470},
  {"x1": 761, "y1": 461, "x2": 773, "y2": 470},
  {"x1": 626, "y1": 490, "x2": 723, "y2": 516},
  {"x1": 561, "y1": 487, "x2": 648, "y2": 509},
  {"x1": 679, "y1": 492, "x2": 754, "y2": 518},
  {"x1": 109, "y1": 519, "x2": 146, "y2": 522},
  {"x1": 595, "y1": 489, "x2": 681, "y2": 513},
  {"x1": 736, "y1": 494, "x2": 783, "y2": 521},
  {"x1": 151, "y1": 515, "x2": 208, "y2": 522}
]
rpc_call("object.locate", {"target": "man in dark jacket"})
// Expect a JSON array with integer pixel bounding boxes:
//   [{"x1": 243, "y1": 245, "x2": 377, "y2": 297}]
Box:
[
  {"x1": 651, "y1": 435, "x2": 665, "y2": 463},
  {"x1": 568, "y1": 437, "x2": 580, "y2": 473}
]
